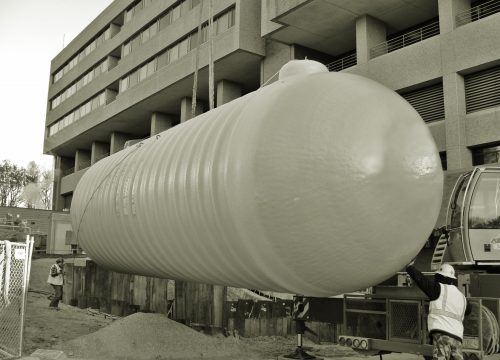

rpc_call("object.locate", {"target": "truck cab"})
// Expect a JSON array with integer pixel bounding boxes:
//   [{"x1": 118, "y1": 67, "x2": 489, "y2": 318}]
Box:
[{"x1": 437, "y1": 166, "x2": 500, "y2": 268}]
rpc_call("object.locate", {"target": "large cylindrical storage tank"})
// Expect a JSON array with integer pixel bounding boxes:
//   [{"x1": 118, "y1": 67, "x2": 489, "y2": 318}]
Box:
[{"x1": 71, "y1": 61, "x2": 443, "y2": 297}]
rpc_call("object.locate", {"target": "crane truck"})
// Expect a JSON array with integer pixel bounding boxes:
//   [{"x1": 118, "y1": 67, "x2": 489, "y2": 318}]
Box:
[{"x1": 290, "y1": 166, "x2": 500, "y2": 360}]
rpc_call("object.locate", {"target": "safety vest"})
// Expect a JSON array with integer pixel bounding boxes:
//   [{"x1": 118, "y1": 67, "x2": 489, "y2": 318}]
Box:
[
  {"x1": 47, "y1": 264, "x2": 64, "y2": 286},
  {"x1": 428, "y1": 283, "x2": 467, "y2": 340}
]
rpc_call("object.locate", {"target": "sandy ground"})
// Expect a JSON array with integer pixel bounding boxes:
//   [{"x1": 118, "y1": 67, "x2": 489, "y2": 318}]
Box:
[{"x1": 21, "y1": 259, "x2": 425, "y2": 360}]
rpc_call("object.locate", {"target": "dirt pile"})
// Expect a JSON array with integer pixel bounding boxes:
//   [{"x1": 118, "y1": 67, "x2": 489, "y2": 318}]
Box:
[{"x1": 61, "y1": 312, "x2": 244, "y2": 360}]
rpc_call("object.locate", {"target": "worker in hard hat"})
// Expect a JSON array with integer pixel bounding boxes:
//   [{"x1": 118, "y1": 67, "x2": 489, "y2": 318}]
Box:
[
  {"x1": 406, "y1": 263, "x2": 471, "y2": 360},
  {"x1": 47, "y1": 258, "x2": 64, "y2": 310}
]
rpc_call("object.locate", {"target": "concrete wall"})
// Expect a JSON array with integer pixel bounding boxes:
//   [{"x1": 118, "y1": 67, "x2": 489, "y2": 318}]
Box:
[
  {"x1": 0, "y1": 206, "x2": 54, "y2": 236},
  {"x1": 60, "y1": 168, "x2": 88, "y2": 195},
  {"x1": 260, "y1": 40, "x2": 293, "y2": 85}
]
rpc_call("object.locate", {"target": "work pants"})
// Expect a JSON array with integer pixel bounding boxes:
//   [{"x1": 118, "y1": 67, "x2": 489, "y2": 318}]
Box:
[
  {"x1": 432, "y1": 333, "x2": 463, "y2": 360},
  {"x1": 49, "y1": 284, "x2": 63, "y2": 308}
]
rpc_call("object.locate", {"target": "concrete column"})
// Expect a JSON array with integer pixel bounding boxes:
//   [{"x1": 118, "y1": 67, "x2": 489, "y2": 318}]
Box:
[
  {"x1": 180, "y1": 97, "x2": 204, "y2": 123},
  {"x1": 53, "y1": 156, "x2": 74, "y2": 211},
  {"x1": 75, "y1": 150, "x2": 91, "y2": 171},
  {"x1": 356, "y1": 15, "x2": 386, "y2": 63},
  {"x1": 150, "y1": 112, "x2": 175, "y2": 135},
  {"x1": 91, "y1": 141, "x2": 110, "y2": 165},
  {"x1": 443, "y1": 73, "x2": 472, "y2": 170},
  {"x1": 216, "y1": 80, "x2": 242, "y2": 107},
  {"x1": 438, "y1": 0, "x2": 471, "y2": 34},
  {"x1": 260, "y1": 40, "x2": 293, "y2": 86},
  {"x1": 110, "y1": 132, "x2": 131, "y2": 154}
]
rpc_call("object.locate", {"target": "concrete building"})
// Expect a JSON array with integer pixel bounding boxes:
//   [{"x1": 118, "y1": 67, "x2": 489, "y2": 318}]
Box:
[{"x1": 45, "y1": 0, "x2": 500, "y2": 211}]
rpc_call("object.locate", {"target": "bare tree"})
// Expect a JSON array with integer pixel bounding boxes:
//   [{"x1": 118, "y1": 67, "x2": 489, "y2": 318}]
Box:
[
  {"x1": 21, "y1": 161, "x2": 42, "y2": 208},
  {"x1": 0, "y1": 160, "x2": 53, "y2": 210},
  {"x1": 21, "y1": 183, "x2": 41, "y2": 208},
  {"x1": 39, "y1": 169, "x2": 53, "y2": 210},
  {"x1": 0, "y1": 160, "x2": 27, "y2": 207},
  {"x1": 25, "y1": 161, "x2": 40, "y2": 183}
]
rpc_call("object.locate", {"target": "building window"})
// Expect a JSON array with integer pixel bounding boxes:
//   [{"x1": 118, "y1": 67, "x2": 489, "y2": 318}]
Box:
[
  {"x1": 399, "y1": 83, "x2": 445, "y2": 123},
  {"x1": 120, "y1": 77, "x2": 129, "y2": 92},
  {"x1": 124, "y1": 0, "x2": 147, "y2": 23},
  {"x1": 52, "y1": 26, "x2": 112, "y2": 84},
  {"x1": 472, "y1": 144, "x2": 500, "y2": 165},
  {"x1": 63, "y1": 194, "x2": 73, "y2": 210},
  {"x1": 121, "y1": 3, "x2": 234, "y2": 60},
  {"x1": 48, "y1": 91, "x2": 108, "y2": 137},
  {"x1": 465, "y1": 65, "x2": 500, "y2": 113},
  {"x1": 172, "y1": 3, "x2": 182, "y2": 22},
  {"x1": 138, "y1": 64, "x2": 148, "y2": 82},
  {"x1": 469, "y1": 172, "x2": 500, "y2": 229},
  {"x1": 118, "y1": 7, "x2": 236, "y2": 94},
  {"x1": 122, "y1": 42, "x2": 132, "y2": 57}
]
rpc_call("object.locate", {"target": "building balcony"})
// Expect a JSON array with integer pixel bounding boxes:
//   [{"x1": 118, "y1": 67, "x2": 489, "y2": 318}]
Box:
[
  {"x1": 456, "y1": 0, "x2": 500, "y2": 27},
  {"x1": 370, "y1": 21, "x2": 440, "y2": 59},
  {"x1": 326, "y1": 53, "x2": 357, "y2": 72},
  {"x1": 60, "y1": 167, "x2": 89, "y2": 195}
]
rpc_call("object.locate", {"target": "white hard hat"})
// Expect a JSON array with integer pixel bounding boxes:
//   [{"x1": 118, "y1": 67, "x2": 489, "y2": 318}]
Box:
[{"x1": 436, "y1": 263, "x2": 456, "y2": 279}]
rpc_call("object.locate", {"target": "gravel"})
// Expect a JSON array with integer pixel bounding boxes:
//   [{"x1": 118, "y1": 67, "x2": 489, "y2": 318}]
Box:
[{"x1": 61, "y1": 312, "x2": 244, "y2": 360}]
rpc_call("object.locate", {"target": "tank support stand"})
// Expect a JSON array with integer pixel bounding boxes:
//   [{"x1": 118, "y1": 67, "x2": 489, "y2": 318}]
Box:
[{"x1": 282, "y1": 320, "x2": 322, "y2": 360}]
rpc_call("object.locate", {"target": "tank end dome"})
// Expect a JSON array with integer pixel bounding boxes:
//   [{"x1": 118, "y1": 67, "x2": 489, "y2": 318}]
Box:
[{"x1": 278, "y1": 59, "x2": 328, "y2": 80}]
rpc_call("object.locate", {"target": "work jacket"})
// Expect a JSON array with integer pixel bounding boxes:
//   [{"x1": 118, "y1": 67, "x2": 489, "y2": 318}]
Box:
[
  {"x1": 428, "y1": 283, "x2": 467, "y2": 340},
  {"x1": 406, "y1": 265, "x2": 470, "y2": 342},
  {"x1": 47, "y1": 263, "x2": 64, "y2": 286}
]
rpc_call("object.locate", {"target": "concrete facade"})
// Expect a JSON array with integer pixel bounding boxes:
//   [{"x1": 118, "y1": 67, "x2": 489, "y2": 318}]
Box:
[
  {"x1": 45, "y1": 0, "x2": 500, "y2": 210},
  {"x1": 45, "y1": 0, "x2": 264, "y2": 211}
]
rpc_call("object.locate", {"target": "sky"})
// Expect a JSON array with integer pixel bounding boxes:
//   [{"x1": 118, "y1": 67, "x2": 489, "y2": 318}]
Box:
[{"x1": 0, "y1": 0, "x2": 114, "y2": 171}]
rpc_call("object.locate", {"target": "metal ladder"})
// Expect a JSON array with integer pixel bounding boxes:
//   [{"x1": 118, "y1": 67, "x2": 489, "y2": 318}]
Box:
[{"x1": 430, "y1": 234, "x2": 448, "y2": 271}]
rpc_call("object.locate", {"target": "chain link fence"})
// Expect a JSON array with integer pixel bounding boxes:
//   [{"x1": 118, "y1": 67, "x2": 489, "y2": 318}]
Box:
[
  {"x1": 0, "y1": 237, "x2": 33, "y2": 359},
  {"x1": 389, "y1": 300, "x2": 420, "y2": 342}
]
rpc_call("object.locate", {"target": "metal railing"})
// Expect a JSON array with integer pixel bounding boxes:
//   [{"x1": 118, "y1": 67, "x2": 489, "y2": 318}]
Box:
[
  {"x1": 327, "y1": 53, "x2": 357, "y2": 72},
  {"x1": 370, "y1": 21, "x2": 440, "y2": 59},
  {"x1": 95, "y1": 152, "x2": 110, "y2": 163},
  {"x1": 456, "y1": 0, "x2": 500, "y2": 26},
  {"x1": 61, "y1": 167, "x2": 75, "y2": 176},
  {"x1": 77, "y1": 159, "x2": 91, "y2": 171}
]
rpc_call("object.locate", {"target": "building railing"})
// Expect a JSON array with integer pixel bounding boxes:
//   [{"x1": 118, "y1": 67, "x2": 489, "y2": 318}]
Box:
[
  {"x1": 61, "y1": 167, "x2": 75, "y2": 176},
  {"x1": 95, "y1": 152, "x2": 110, "y2": 162},
  {"x1": 327, "y1": 53, "x2": 357, "y2": 72},
  {"x1": 456, "y1": 0, "x2": 500, "y2": 27},
  {"x1": 370, "y1": 21, "x2": 440, "y2": 59},
  {"x1": 77, "y1": 160, "x2": 92, "y2": 171}
]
